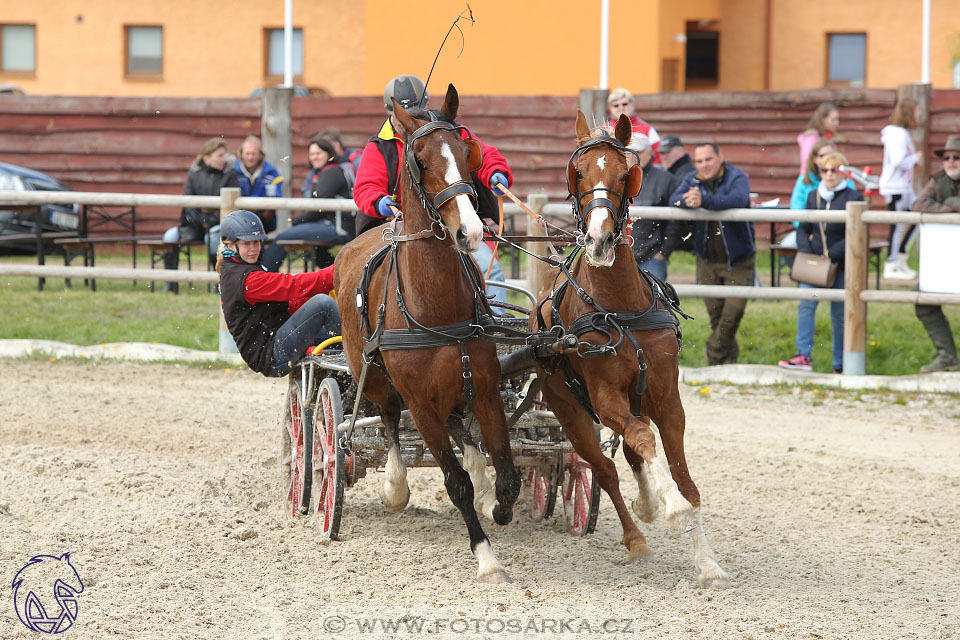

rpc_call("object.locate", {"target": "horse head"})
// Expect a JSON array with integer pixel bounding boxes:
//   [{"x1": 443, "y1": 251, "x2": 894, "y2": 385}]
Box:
[
  {"x1": 568, "y1": 110, "x2": 642, "y2": 267},
  {"x1": 392, "y1": 83, "x2": 485, "y2": 253}
]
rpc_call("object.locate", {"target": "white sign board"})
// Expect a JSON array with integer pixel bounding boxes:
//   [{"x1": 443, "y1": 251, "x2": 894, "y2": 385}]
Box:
[{"x1": 919, "y1": 223, "x2": 960, "y2": 294}]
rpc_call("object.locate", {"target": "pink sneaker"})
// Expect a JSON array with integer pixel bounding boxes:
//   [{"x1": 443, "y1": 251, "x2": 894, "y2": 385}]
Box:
[{"x1": 778, "y1": 354, "x2": 812, "y2": 371}]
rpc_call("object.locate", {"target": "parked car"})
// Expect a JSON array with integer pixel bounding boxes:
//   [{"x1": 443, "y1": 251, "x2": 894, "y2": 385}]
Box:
[{"x1": 0, "y1": 161, "x2": 79, "y2": 252}]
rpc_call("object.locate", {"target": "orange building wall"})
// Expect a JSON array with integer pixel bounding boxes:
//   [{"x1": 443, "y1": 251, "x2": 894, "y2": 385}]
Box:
[
  {"x1": 718, "y1": 0, "x2": 765, "y2": 91},
  {"x1": 0, "y1": 0, "x2": 365, "y2": 97}
]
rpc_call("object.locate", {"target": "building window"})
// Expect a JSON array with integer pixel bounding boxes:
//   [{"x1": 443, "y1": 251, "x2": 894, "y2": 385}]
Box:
[
  {"x1": 1, "y1": 24, "x2": 36, "y2": 73},
  {"x1": 265, "y1": 28, "x2": 303, "y2": 79},
  {"x1": 953, "y1": 60, "x2": 960, "y2": 89},
  {"x1": 126, "y1": 26, "x2": 163, "y2": 75},
  {"x1": 685, "y1": 24, "x2": 719, "y2": 88},
  {"x1": 827, "y1": 33, "x2": 866, "y2": 87}
]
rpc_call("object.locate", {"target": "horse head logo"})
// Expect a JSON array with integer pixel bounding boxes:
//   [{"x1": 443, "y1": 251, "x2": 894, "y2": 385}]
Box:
[{"x1": 11, "y1": 553, "x2": 84, "y2": 634}]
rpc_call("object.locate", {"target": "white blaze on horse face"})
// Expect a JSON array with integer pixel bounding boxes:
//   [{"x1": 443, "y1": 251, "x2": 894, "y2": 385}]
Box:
[
  {"x1": 440, "y1": 141, "x2": 483, "y2": 248},
  {"x1": 586, "y1": 178, "x2": 610, "y2": 241}
]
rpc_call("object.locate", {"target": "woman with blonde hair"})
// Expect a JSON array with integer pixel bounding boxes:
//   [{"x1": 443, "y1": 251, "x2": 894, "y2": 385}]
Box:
[
  {"x1": 779, "y1": 151, "x2": 863, "y2": 374},
  {"x1": 879, "y1": 97, "x2": 923, "y2": 279},
  {"x1": 797, "y1": 102, "x2": 842, "y2": 176}
]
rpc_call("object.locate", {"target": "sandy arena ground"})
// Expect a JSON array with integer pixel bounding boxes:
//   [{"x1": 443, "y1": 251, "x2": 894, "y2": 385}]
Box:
[{"x1": 1, "y1": 359, "x2": 958, "y2": 639}]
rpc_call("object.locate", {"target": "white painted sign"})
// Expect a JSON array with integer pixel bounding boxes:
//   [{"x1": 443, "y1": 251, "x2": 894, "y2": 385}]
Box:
[{"x1": 919, "y1": 224, "x2": 960, "y2": 294}]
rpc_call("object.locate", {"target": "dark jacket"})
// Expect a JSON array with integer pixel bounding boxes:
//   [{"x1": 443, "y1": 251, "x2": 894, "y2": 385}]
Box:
[
  {"x1": 179, "y1": 161, "x2": 239, "y2": 238},
  {"x1": 296, "y1": 156, "x2": 357, "y2": 237},
  {"x1": 219, "y1": 257, "x2": 289, "y2": 375},
  {"x1": 667, "y1": 153, "x2": 695, "y2": 179},
  {"x1": 670, "y1": 162, "x2": 754, "y2": 266},
  {"x1": 914, "y1": 170, "x2": 960, "y2": 213},
  {"x1": 630, "y1": 163, "x2": 686, "y2": 263},
  {"x1": 798, "y1": 186, "x2": 864, "y2": 267}
]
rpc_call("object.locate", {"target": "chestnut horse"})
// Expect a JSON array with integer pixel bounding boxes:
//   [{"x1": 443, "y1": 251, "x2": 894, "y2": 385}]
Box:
[
  {"x1": 334, "y1": 84, "x2": 519, "y2": 584},
  {"x1": 533, "y1": 110, "x2": 728, "y2": 587}
]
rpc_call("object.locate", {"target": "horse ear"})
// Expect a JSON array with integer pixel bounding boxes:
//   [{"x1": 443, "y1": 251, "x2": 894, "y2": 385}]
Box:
[
  {"x1": 625, "y1": 164, "x2": 643, "y2": 198},
  {"x1": 615, "y1": 114, "x2": 632, "y2": 147},
  {"x1": 392, "y1": 99, "x2": 417, "y2": 136},
  {"x1": 575, "y1": 109, "x2": 592, "y2": 146},
  {"x1": 442, "y1": 83, "x2": 459, "y2": 121}
]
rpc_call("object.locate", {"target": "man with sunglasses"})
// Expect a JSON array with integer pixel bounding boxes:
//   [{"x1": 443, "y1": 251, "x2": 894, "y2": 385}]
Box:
[
  {"x1": 911, "y1": 134, "x2": 960, "y2": 372},
  {"x1": 607, "y1": 88, "x2": 662, "y2": 165}
]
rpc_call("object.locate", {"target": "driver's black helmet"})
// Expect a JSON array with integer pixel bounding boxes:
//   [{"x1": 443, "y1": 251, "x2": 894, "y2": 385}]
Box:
[
  {"x1": 383, "y1": 75, "x2": 428, "y2": 113},
  {"x1": 221, "y1": 210, "x2": 268, "y2": 243}
]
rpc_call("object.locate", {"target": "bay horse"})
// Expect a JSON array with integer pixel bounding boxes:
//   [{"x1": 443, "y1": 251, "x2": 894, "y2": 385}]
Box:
[
  {"x1": 334, "y1": 84, "x2": 519, "y2": 584},
  {"x1": 532, "y1": 110, "x2": 728, "y2": 587}
]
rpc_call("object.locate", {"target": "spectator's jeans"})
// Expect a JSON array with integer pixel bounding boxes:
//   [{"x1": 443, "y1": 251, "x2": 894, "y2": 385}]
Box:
[
  {"x1": 698, "y1": 255, "x2": 755, "y2": 365},
  {"x1": 637, "y1": 256, "x2": 667, "y2": 281},
  {"x1": 260, "y1": 221, "x2": 349, "y2": 272},
  {"x1": 795, "y1": 270, "x2": 845, "y2": 371},
  {"x1": 267, "y1": 294, "x2": 341, "y2": 377},
  {"x1": 473, "y1": 242, "x2": 507, "y2": 311},
  {"x1": 161, "y1": 225, "x2": 220, "y2": 265}
]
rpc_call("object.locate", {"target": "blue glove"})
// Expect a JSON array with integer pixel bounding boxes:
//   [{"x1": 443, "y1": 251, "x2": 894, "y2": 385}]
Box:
[
  {"x1": 377, "y1": 195, "x2": 399, "y2": 218},
  {"x1": 489, "y1": 172, "x2": 508, "y2": 196}
]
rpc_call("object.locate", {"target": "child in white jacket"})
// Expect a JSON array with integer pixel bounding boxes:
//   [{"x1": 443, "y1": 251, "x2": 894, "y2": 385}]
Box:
[{"x1": 879, "y1": 98, "x2": 923, "y2": 279}]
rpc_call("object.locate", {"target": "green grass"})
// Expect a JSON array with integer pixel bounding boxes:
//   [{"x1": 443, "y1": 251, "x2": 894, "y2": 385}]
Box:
[{"x1": 2, "y1": 244, "x2": 953, "y2": 375}]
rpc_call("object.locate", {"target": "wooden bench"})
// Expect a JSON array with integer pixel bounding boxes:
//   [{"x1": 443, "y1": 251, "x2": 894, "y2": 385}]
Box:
[
  {"x1": 772, "y1": 240, "x2": 888, "y2": 289},
  {"x1": 275, "y1": 239, "x2": 336, "y2": 273},
  {"x1": 138, "y1": 239, "x2": 211, "y2": 292},
  {"x1": 0, "y1": 231, "x2": 80, "y2": 290}
]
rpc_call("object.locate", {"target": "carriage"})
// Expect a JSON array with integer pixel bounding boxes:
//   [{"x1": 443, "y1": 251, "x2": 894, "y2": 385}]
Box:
[{"x1": 279, "y1": 307, "x2": 604, "y2": 542}]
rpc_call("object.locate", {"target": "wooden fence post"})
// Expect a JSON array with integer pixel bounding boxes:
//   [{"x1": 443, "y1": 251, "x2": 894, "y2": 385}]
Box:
[
  {"x1": 579, "y1": 89, "x2": 609, "y2": 130},
  {"x1": 843, "y1": 200, "x2": 869, "y2": 375},
  {"x1": 262, "y1": 86, "x2": 294, "y2": 231},
  {"x1": 525, "y1": 193, "x2": 549, "y2": 298},
  {"x1": 219, "y1": 187, "x2": 241, "y2": 357}
]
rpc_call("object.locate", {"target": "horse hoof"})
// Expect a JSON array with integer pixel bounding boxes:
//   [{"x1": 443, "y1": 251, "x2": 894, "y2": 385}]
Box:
[
  {"x1": 631, "y1": 498, "x2": 659, "y2": 524},
  {"x1": 380, "y1": 482, "x2": 410, "y2": 512},
  {"x1": 478, "y1": 570, "x2": 512, "y2": 584},
  {"x1": 698, "y1": 565, "x2": 730, "y2": 589},
  {"x1": 492, "y1": 504, "x2": 514, "y2": 526},
  {"x1": 627, "y1": 543, "x2": 655, "y2": 563}
]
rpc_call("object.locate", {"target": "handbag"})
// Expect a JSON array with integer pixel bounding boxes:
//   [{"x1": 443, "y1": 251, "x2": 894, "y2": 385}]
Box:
[{"x1": 791, "y1": 204, "x2": 838, "y2": 287}]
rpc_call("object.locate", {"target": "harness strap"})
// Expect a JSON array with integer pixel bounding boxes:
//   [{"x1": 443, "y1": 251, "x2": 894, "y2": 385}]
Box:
[{"x1": 433, "y1": 181, "x2": 477, "y2": 210}]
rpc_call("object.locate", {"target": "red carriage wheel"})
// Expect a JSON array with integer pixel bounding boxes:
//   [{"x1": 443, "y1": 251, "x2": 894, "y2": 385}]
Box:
[
  {"x1": 312, "y1": 377, "x2": 345, "y2": 540},
  {"x1": 281, "y1": 378, "x2": 313, "y2": 518},
  {"x1": 561, "y1": 453, "x2": 601, "y2": 536},
  {"x1": 524, "y1": 459, "x2": 559, "y2": 522}
]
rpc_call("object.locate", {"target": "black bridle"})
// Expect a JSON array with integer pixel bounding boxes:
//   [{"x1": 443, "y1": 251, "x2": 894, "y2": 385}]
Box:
[
  {"x1": 565, "y1": 132, "x2": 639, "y2": 244},
  {"x1": 403, "y1": 119, "x2": 480, "y2": 230}
]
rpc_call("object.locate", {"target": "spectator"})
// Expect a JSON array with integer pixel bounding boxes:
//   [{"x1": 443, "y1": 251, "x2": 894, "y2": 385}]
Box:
[
  {"x1": 234, "y1": 135, "x2": 284, "y2": 233},
  {"x1": 160, "y1": 137, "x2": 239, "y2": 293},
  {"x1": 658, "y1": 135, "x2": 695, "y2": 179},
  {"x1": 797, "y1": 102, "x2": 842, "y2": 176},
  {"x1": 260, "y1": 136, "x2": 354, "y2": 272},
  {"x1": 353, "y1": 75, "x2": 512, "y2": 310},
  {"x1": 321, "y1": 127, "x2": 362, "y2": 173},
  {"x1": 778, "y1": 151, "x2": 863, "y2": 374},
  {"x1": 607, "y1": 87, "x2": 662, "y2": 165},
  {"x1": 627, "y1": 133, "x2": 684, "y2": 281},
  {"x1": 910, "y1": 134, "x2": 960, "y2": 372},
  {"x1": 880, "y1": 97, "x2": 923, "y2": 280},
  {"x1": 217, "y1": 210, "x2": 340, "y2": 377},
  {"x1": 782, "y1": 140, "x2": 855, "y2": 251},
  {"x1": 670, "y1": 142, "x2": 753, "y2": 365}
]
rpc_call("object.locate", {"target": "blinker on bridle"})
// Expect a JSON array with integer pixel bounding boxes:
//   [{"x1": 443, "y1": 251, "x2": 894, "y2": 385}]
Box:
[
  {"x1": 404, "y1": 119, "x2": 483, "y2": 226},
  {"x1": 565, "y1": 132, "x2": 640, "y2": 242}
]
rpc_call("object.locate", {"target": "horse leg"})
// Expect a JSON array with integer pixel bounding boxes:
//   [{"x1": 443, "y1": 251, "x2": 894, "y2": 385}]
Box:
[
  {"x1": 621, "y1": 432, "x2": 660, "y2": 524},
  {"x1": 543, "y1": 380, "x2": 653, "y2": 561},
  {"x1": 470, "y1": 381, "x2": 520, "y2": 526},
  {"x1": 417, "y1": 408, "x2": 511, "y2": 584},
  {"x1": 379, "y1": 393, "x2": 410, "y2": 512},
  {"x1": 448, "y1": 414, "x2": 498, "y2": 522},
  {"x1": 648, "y1": 396, "x2": 729, "y2": 588}
]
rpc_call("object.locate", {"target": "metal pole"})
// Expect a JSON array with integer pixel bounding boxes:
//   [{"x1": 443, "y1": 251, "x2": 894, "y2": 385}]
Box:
[
  {"x1": 599, "y1": 0, "x2": 609, "y2": 89},
  {"x1": 283, "y1": 0, "x2": 293, "y2": 88},
  {"x1": 921, "y1": 0, "x2": 930, "y2": 84}
]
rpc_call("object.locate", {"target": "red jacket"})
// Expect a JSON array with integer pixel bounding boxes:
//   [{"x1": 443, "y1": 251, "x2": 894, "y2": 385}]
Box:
[
  {"x1": 608, "y1": 114, "x2": 662, "y2": 166},
  {"x1": 242, "y1": 265, "x2": 335, "y2": 314},
  {"x1": 353, "y1": 118, "x2": 513, "y2": 219}
]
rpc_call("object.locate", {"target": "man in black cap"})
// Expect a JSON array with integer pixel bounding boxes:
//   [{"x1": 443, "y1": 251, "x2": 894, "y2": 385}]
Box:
[{"x1": 659, "y1": 135, "x2": 695, "y2": 178}]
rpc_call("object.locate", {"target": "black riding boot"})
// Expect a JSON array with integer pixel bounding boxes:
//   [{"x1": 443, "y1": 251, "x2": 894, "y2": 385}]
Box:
[
  {"x1": 161, "y1": 249, "x2": 179, "y2": 294},
  {"x1": 915, "y1": 304, "x2": 959, "y2": 372}
]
